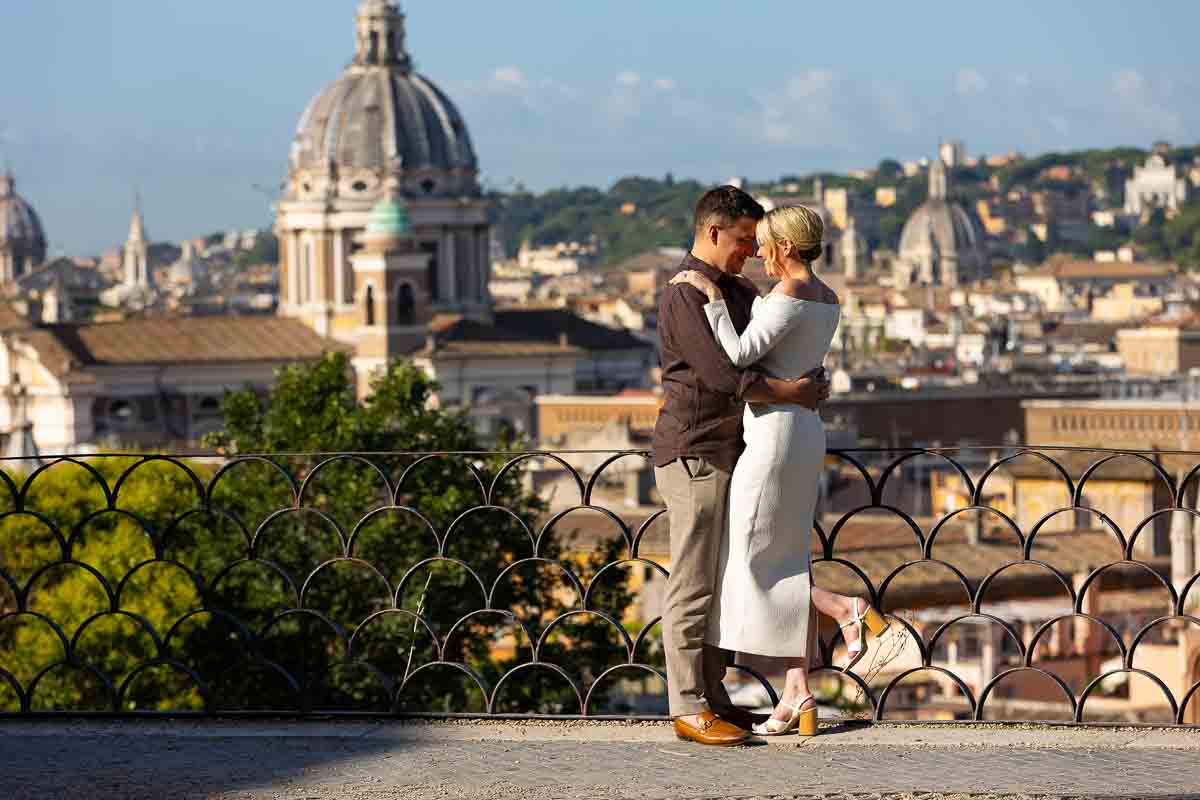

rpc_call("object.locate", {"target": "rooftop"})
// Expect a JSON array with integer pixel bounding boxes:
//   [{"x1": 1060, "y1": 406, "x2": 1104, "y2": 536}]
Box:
[
  {"x1": 22, "y1": 315, "x2": 342, "y2": 377},
  {"x1": 1022, "y1": 260, "x2": 1178, "y2": 280}
]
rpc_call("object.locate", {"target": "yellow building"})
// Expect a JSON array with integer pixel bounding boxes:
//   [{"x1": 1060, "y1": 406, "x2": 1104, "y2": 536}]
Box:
[
  {"x1": 1117, "y1": 322, "x2": 1200, "y2": 375},
  {"x1": 535, "y1": 392, "x2": 661, "y2": 445},
  {"x1": 1090, "y1": 282, "x2": 1165, "y2": 321}
]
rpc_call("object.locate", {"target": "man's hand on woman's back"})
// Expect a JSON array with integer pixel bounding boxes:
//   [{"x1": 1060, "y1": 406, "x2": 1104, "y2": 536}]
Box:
[{"x1": 753, "y1": 367, "x2": 830, "y2": 410}]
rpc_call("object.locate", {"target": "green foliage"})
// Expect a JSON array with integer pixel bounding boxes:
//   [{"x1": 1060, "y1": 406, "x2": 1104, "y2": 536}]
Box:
[
  {"x1": 1, "y1": 355, "x2": 644, "y2": 715},
  {"x1": 876, "y1": 159, "x2": 903, "y2": 181},
  {"x1": 489, "y1": 145, "x2": 1200, "y2": 263},
  {"x1": 232, "y1": 231, "x2": 279, "y2": 270},
  {"x1": 147, "y1": 242, "x2": 182, "y2": 266},
  {"x1": 490, "y1": 176, "x2": 707, "y2": 266},
  {"x1": 0, "y1": 458, "x2": 211, "y2": 710},
  {"x1": 1163, "y1": 204, "x2": 1200, "y2": 269},
  {"x1": 203, "y1": 353, "x2": 639, "y2": 714}
]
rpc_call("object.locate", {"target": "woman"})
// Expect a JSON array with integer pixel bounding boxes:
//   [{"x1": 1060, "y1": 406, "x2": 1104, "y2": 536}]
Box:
[{"x1": 670, "y1": 205, "x2": 888, "y2": 736}]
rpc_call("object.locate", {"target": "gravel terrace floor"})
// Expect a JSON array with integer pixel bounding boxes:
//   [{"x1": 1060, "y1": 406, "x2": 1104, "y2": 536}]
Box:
[{"x1": 1, "y1": 719, "x2": 1199, "y2": 800}]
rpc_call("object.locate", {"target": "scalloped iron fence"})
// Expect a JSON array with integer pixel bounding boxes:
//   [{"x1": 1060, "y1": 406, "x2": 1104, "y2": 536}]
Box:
[{"x1": 1, "y1": 446, "x2": 1199, "y2": 725}]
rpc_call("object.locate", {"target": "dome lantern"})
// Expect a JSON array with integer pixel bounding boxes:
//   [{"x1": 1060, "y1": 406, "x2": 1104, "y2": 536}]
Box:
[
  {"x1": 354, "y1": 0, "x2": 411, "y2": 72},
  {"x1": 929, "y1": 158, "x2": 949, "y2": 200}
]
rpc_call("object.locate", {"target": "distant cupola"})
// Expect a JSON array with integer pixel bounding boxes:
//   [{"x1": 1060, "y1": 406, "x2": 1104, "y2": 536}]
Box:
[
  {"x1": 895, "y1": 151, "x2": 987, "y2": 288},
  {"x1": 0, "y1": 168, "x2": 48, "y2": 283}
]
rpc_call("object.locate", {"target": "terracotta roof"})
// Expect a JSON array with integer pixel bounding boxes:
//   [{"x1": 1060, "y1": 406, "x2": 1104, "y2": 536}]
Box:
[
  {"x1": 493, "y1": 308, "x2": 651, "y2": 351},
  {"x1": 25, "y1": 316, "x2": 342, "y2": 377},
  {"x1": 1000, "y1": 451, "x2": 1170, "y2": 481},
  {"x1": 1041, "y1": 321, "x2": 1124, "y2": 345},
  {"x1": 609, "y1": 249, "x2": 686, "y2": 274},
  {"x1": 418, "y1": 316, "x2": 586, "y2": 359},
  {"x1": 1023, "y1": 260, "x2": 1177, "y2": 280},
  {"x1": 551, "y1": 505, "x2": 1161, "y2": 607}
]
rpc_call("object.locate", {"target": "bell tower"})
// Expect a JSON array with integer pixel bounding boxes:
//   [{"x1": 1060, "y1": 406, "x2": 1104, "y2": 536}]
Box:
[
  {"x1": 123, "y1": 202, "x2": 150, "y2": 289},
  {"x1": 350, "y1": 186, "x2": 433, "y2": 394}
]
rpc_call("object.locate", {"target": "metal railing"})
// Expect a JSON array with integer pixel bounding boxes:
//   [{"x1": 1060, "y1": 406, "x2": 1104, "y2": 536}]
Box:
[{"x1": 1, "y1": 446, "x2": 1198, "y2": 725}]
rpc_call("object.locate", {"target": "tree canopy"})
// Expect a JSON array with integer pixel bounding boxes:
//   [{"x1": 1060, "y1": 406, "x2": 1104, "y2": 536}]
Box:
[{"x1": 0, "y1": 355, "x2": 649, "y2": 715}]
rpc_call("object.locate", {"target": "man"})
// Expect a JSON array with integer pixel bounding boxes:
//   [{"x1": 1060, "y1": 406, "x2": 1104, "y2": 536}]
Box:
[{"x1": 653, "y1": 186, "x2": 830, "y2": 746}]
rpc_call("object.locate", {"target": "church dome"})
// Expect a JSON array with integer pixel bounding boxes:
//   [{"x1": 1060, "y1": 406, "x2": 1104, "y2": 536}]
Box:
[
  {"x1": 0, "y1": 172, "x2": 46, "y2": 258},
  {"x1": 897, "y1": 201, "x2": 981, "y2": 257},
  {"x1": 0, "y1": 171, "x2": 47, "y2": 281},
  {"x1": 288, "y1": 1, "x2": 477, "y2": 199},
  {"x1": 897, "y1": 159, "x2": 986, "y2": 285}
]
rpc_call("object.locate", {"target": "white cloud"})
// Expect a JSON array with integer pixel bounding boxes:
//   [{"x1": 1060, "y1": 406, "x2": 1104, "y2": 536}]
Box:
[
  {"x1": 749, "y1": 69, "x2": 840, "y2": 146},
  {"x1": 783, "y1": 69, "x2": 835, "y2": 99},
  {"x1": 653, "y1": 77, "x2": 676, "y2": 91},
  {"x1": 955, "y1": 68, "x2": 987, "y2": 97},
  {"x1": 1109, "y1": 69, "x2": 1184, "y2": 139},
  {"x1": 491, "y1": 66, "x2": 526, "y2": 87},
  {"x1": 1111, "y1": 68, "x2": 1146, "y2": 97},
  {"x1": 617, "y1": 71, "x2": 641, "y2": 86}
]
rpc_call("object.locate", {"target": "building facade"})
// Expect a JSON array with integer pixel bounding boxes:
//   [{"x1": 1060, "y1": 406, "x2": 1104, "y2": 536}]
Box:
[
  {"x1": 1118, "y1": 324, "x2": 1200, "y2": 376},
  {"x1": 1125, "y1": 150, "x2": 1189, "y2": 216}
]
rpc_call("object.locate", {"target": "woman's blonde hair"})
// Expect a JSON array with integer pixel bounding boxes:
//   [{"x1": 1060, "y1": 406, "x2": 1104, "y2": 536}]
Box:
[{"x1": 756, "y1": 205, "x2": 824, "y2": 278}]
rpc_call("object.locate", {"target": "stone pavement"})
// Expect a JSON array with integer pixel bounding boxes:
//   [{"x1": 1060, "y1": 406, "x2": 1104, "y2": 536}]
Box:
[{"x1": 1, "y1": 719, "x2": 1199, "y2": 800}]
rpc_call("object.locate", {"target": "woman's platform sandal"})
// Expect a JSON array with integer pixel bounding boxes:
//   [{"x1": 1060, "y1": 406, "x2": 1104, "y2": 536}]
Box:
[
  {"x1": 752, "y1": 694, "x2": 818, "y2": 737},
  {"x1": 839, "y1": 599, "x2": 891, "y2": 671}
]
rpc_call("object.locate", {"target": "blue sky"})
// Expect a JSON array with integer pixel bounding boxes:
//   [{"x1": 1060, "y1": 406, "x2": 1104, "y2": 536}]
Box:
[{"x1": 3, "y1": 1, "x2": 1198, "y2": 255}]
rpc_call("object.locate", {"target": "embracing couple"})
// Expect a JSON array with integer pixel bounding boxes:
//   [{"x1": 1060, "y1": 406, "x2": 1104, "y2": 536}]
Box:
[{"x1": 653, "y1": 186, "x2": 889, "y2": 744}]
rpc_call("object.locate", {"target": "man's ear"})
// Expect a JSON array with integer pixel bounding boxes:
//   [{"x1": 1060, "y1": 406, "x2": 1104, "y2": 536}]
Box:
[{"x1": 707, "y1": 224, "x2": 721, "y2": 246}]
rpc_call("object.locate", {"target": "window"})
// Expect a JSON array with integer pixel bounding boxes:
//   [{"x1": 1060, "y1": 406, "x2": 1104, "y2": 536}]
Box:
[
  {"x1": 396, "y1": 283, "x2": 415, "y2": 325},
  {"x1": 365, "y1": 285, "x2": 376, "y2": 326},
  {"x1": 421, "y1": 241, "x2": 439, "y2": 301}
]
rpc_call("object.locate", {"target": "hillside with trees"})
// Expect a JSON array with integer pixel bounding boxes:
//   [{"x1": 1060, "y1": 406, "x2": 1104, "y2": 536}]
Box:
[{"x1": 491, "y1": 143, "x2": 1200, "y2": 268}]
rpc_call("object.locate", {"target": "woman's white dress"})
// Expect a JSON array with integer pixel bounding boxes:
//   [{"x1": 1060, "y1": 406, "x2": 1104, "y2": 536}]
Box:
[{"x1": 703, "y1": 292, "x2": 841, "y2": 657}]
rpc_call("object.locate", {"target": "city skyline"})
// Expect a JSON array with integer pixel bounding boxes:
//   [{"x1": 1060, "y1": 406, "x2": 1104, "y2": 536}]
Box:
[{"x1": 3, "y1": 0, "x2": 1198, "y2": 255}]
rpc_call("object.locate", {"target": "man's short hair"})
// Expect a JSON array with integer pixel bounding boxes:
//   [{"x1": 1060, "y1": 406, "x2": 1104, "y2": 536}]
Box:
[{"x1": 693, "y1": 185, "x2": 766, "y2": 231}]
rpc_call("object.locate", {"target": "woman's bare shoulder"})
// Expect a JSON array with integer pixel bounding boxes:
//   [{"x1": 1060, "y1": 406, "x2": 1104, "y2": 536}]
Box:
[
  {"x1": 771, "y1": 278, "x2": 808, "y2": 298},
  {"x1": 771, "y1": 277, "x2": 839, "y2": 304}
]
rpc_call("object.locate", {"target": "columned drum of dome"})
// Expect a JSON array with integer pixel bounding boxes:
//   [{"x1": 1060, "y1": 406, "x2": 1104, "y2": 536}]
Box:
[
  {"x1": 0, "y1": 170, "x2": 48, "y2": 284},
  {"x1": 896, "y1": 158, "x2": 988, "y2": 289},
  {"x1": 276, "y1": 0, "x2": 492, "y2": 342}
]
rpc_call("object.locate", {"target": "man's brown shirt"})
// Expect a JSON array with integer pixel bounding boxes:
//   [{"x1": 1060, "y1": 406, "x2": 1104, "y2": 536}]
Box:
[{"x1": 652, "y1": 253, "x2": 765, "y2": 472}]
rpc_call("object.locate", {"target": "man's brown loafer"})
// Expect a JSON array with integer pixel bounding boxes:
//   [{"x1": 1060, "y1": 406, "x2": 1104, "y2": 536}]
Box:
[{"x1": 672, "y1": 711, "x2": 749, "y2": 746}]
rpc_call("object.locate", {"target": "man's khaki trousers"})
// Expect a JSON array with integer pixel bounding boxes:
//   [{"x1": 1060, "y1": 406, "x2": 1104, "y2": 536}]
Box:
[{"x1": 654, "y1": 456, "x2": 736, "y2": 717}]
